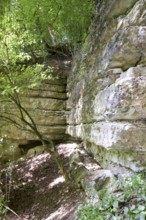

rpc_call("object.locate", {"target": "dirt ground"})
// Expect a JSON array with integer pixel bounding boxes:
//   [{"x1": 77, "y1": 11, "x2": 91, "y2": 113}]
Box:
[{"x1": 0, "y1": 144, "x2": 85, "y2": 220}]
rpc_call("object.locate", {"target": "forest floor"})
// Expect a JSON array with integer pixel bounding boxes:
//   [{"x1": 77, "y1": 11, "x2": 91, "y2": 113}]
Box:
[{"x1": 0, "y1": 144, "x2": 85, "y2": 220}]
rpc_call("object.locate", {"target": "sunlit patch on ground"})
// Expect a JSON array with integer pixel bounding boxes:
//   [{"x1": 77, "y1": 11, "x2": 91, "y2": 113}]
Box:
[
  {"x1": 48, "y1": 176, "x2": 65, "y2": 189},
  {"x1": 0, "y1": 143, "x2": 85, "y2": 220},
  {"x1": 45, "y1": 206, "x2": 76, "y2": 220},
  {"x1": 58, "y1": 143, "x2": 79, "y2": 157}
]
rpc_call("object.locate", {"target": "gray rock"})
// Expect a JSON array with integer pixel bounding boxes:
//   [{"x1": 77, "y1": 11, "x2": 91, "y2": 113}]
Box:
[
  {"x1": 0, "y1": 71, "x2": 68, "y2": 162},
  {"x1": 69, "y1": 145, "x2": 113, "y2": 203},
  {"x1": 67, "y1": 0, "x2": 146, "y2": 175}
]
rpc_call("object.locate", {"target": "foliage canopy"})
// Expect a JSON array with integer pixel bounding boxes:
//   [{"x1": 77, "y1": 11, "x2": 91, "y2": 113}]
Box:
[
  {"x1": 0, "y1": 0, "x2": 95, "y2": 63},
  {"x1": 0, "y1": 0, "x2": 95, "y2": 94},
  {"x1": 0, "y1": 0, "x2": 95, "y2": 129}
]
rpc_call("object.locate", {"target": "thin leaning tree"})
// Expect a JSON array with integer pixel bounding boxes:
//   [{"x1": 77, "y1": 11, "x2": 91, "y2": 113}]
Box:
[
  {"x1": 0, "y1": 56, "x2": 70, "y2": 182},
  {"x1": 0, "y1": 0, "x2": 72, "y2": 181},
  {"x1": 0, "y1": 23, "x2": 69, "y2": 181},
  {"x1": 0, "y1": 0, "x2": 95, "y2": 181}
]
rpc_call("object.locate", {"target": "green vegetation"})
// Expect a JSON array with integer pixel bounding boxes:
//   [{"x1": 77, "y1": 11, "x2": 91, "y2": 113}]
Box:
[
  {"x1": 75, "y1": 174, "x2": 146, "y2": 220},
  {"x1": 0, "y1": 0, "x2": 95, "y2": 180},
  {"x1": 0, "y1": 196, "x2": 7, "y2": 216},
  {"x1": 0, "y1": 0, "x2": 95, "y2": 61},
  {"x1": 0, "y1": 195, "x2": 22, "y2": 219}
]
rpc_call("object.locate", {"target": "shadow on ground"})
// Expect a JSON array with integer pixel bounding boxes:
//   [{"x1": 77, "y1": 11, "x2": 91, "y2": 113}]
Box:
[{"x1": 0, "y1": 144, "x2": 85, "y2": 220}]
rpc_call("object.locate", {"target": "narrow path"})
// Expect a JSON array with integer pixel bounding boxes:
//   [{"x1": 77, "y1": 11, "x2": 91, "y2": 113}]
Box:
[{"x1": 0, "y1": 144, "x2": 85, "y2": 220}]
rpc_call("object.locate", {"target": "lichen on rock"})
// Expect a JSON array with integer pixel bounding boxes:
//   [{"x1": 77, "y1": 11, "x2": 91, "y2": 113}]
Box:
[{"x1": 67, "y1": 0, "x2": 146, "y2": 176}]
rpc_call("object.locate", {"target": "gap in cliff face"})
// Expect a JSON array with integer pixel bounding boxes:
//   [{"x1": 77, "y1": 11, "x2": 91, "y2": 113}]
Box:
[{"x1": 18, "y1": 140, "x2": 47, "y2": 155}]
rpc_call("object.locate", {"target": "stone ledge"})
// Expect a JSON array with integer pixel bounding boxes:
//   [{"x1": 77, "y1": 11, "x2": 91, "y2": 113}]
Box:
[{"x1": 69, "y1": 144, "x2": 113, "y2": 203}]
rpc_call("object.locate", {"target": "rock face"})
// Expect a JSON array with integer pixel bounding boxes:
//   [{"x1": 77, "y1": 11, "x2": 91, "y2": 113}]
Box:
[
  {"x1": 1, "y1": 78, "x2": 67, "y2": 141},
  {"x1": 1, "y1": 0, "x2": 146, "y2": 176},
  {"x1": 69, "y1": 144, "x2": 113, "y2": 203},
  {"x1": 0, "y1": 61, "x2": 70, "y2": 162},
  {"x1": 67, "y1": 0, "x2": 146, "y2": 175}
]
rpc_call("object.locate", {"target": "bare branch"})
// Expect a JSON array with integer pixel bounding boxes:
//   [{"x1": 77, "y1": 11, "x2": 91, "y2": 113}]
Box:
[{"x1": 0, "y1": 115, "x2": 22, "y2": 129}]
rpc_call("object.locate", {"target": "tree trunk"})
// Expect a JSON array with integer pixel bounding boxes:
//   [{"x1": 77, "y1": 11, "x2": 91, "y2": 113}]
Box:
[
  {"x1": 42, "y1": 139, "x2": 70, "y2": 182},
  {"x1": 50, "y1": 145, "x2": 70, "y2": 182}
]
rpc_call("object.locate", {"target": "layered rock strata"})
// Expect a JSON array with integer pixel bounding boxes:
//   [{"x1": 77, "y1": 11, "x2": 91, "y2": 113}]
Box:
[
  {"x1": 0, "y1": 75, "x2": 68, "y2": 162},
  {"x1": 67, "y1": 0, "x2": 146, "y2": 175}
]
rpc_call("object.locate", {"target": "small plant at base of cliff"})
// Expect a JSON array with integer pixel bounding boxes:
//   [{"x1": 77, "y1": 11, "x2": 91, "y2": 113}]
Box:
[
  {"x1": 75, "y1": 174, "x2": 146, "y2": 220},
  {"x1": 0, "y1": 196, "x2": 7, "y2": 216},
  {"x1": 0, "y1": 162, "x2": 13, "y2": 217},
  {"x1": 0, "y1": 195, "x2": 22, "y2": 219},
  {"x1": 0, "y1": 163, "x2": 23, "y2": 219}
]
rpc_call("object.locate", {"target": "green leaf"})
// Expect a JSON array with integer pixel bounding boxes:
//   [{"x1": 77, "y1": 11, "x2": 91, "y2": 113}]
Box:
[
  {"x1": 113, "y1": 201, "x2": 119, "y2": 209},
  {"x1": 139, "y1": 212, "x2": 146, "y2": 220},
  {"x1": 138, "y1": 205, "x2": 145, "y2": 211},
  {"x1": 132, "y1": 209, "x2": 140, "y2": 214},
  {"x1": 124, "y1": 207, "x2": 129, "y2": 214},
  {"x1": 130, "y1": 205, "x2": 136, "y2": 211}
]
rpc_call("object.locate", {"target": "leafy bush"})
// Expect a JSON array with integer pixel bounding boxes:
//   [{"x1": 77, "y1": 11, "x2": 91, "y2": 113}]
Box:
[{"x1": 75, "y1": 174, "x2": 146, "y2": 220}]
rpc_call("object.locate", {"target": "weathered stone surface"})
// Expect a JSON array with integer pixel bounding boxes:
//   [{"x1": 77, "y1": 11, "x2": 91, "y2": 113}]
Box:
[
  {"x1": 0, "y1": 139, "x2": 22, "y2": 163},
  {"x1": 67, "y1": 0, "x2": 146, "y2": 175},
  {"x1": 85, "y1": 143, "x2": 146, "y2": 175},
  {"x1": 108, "y1": 0, "x2": 138, "y2": 18},
  {"x1": 26, "y1": 145, "x2": 48, "y2": 158},
  {"x1": 84, "y1": 169, "x2": 113, "y2": 203},
  {"x1": 1, "y1": 124, "x2": 67, "y2": 141},
  {"x1": 0, "y1": 69, "x2": 69, "y2": 163},
  {"x1": 20, "y1": 97, "x2": 65, "y2": 111},
  {"x1": 69, "y1": 144, "x2": 113, "y2": 202},
  {"x1": 39, "y1": 83, "x2": 66, "y2": 92},
  {"x1": 27, "y1": 110, "x2": 66, "y2": 126},
  {"x1": 94, "y1": 66, "x2": 146, "y2": 121},
  {"x1": 1, "y1": 109, "x2": 66, "y2": 126},
  {"x1": 0, "y1": 74, "x2": 67, "y2": 132},
  {"x1": 117, "y1": 0, "x2": 146, "y2": 29},
  {"x1": 100, "y1": 26, "x2": 146, "y2": 72},
  {"x1": 28, "y1": 90, "x2": 67, "y2": 99},
  {"x1": 1, "y1": 0, "x2": 146, "y2": 176},
  {"x1": 88, "y1": 122, "x2": 146, "y2": 152}
]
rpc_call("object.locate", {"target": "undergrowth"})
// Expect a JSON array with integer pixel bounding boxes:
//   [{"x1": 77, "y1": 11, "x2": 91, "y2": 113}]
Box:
[
  {"x1": 0, "y1": 163, "x2": 12, "y2": 218},
  {"x1": 0, "y1": 163, "x2": 20, "y2": 219},
  {"x1": 75, "y1": 174, "x2": 146, "y2": 220},
  {"x1": 0, "y1": 196, "x2": 7, "y2": 216}
]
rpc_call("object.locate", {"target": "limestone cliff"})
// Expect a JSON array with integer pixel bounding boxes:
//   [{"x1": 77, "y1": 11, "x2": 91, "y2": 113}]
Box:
[
  {"x1": 67, "y1": 0, "x2": 146, "y2": 175},
  {"x1": 0, "y1": 58, "x2": 70, "y2": 162},
  {"x1": 1, "y1": 0, "x2": 146, "y2": 176}
]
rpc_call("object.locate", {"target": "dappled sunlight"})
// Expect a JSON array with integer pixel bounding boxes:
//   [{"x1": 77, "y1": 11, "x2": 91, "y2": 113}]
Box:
[
  {"x1": 48, "y1": 176, "x2": 65, "y2": 189},
  {"x1": 45, "y1": 206, "x2": 76, "y2": 220},
  {"x1": 13, "y1": 153, "x2": 50, "y2": 173},
  {"x1": 85, "y1": 162, "x2": 100, "y2": 171},
  {"x1": 58, "y1": 143, "x2": 79, "y2": 157},
  {"x1": 7, "y1": 153, "x2": 51, "y2": 187},
  {"x1": 1, "y1": 143, "x2": 85, "y2": 219},
  {"x1": 29, "y1": 153, "x2": 50, "y2": 171}
]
